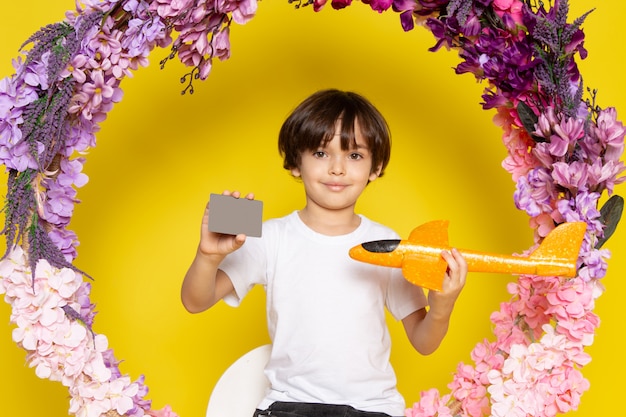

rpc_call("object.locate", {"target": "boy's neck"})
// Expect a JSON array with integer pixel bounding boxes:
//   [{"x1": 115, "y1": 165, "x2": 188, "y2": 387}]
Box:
[{"x1": 297, "y1": 206, "x2": 361, "y2": 236}]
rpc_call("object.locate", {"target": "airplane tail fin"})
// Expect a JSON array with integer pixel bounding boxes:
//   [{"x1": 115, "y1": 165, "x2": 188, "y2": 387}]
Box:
[{"x1": 529, "y1": 221, "x2": 587, "y2": 277}]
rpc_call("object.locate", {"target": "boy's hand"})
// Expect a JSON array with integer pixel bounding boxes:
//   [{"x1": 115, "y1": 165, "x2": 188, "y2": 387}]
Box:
[
  {"x1": 198, "y1": 190, "x2": 255, "y2": 259},
  {"x1": 427, "y1": 248, "x2": 467, "y2": 318}
]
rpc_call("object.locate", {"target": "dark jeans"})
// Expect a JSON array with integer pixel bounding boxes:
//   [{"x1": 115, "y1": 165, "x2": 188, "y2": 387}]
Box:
[{"x1": 253, "y1": 402, "x2": 395, "y2": 417}]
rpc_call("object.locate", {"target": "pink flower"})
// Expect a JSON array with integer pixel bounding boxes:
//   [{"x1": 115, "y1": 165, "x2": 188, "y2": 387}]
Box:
[
  {"x1": 555, "y1": 314, "x2": 599, "y2": 345},
  {"x1": 212, "y1": 27, "x2": 232, "y2": 61},
  {"x1": 492, "y1": 0, "x2": 524, "y2": 25},
  {"x1": 470, "y1": 340, "x2": 505, "y2": 384},
  {"x1": 406, "y1": 389, "x2": 452, "y2": 417},
  {"x1": 529, "y1": 213, "x2": 556, "y2": 238},
  {"x1": 551, "y1": 161, "x2": 589, "y2": 192},
  {"x1": 231, "y1": 0, "x2": 258, "y2": 24},
  {"x1": 449, "y1": 363, "x2": 490, "y2": 417},
  {"x1": 81, "y1": 70, "x2": 119, "y2": 110},
  {"x1": 495, "y1": 107, "x2": 540, "y2": 180},
  {"x1": 152, "y1": 0, "x2": 196, "y2": 19},
  {"x1": 587, "y1": 158, "x2": 626, "y2": 194},
  {"x1": 593, "y1": 107, "x2": 625, "y2": 162},
  {"x1": 147, "y1": 405, "x2": 181, "y2": 417}
]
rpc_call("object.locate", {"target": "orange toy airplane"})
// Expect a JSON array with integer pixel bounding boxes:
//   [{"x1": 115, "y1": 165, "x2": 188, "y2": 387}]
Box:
[{"x1": 349, "y1": 220, "x2": 587, "y2": 291}]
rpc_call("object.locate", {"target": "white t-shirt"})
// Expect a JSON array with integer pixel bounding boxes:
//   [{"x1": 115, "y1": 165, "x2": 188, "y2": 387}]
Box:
[{"x1": 219, "y1": 211, "x2": 427, "y2": 416}]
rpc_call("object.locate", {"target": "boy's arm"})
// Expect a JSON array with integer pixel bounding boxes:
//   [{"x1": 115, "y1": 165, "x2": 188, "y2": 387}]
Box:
[
  {"x1": 401, "y1": 248, "x2": 467, "y2": 355},
  {"x1": 181, "y1": 191, "x2": 252, "y2": 313},
  {"x1": 181, "y1": 251, "x2": 237, "y2": 313}
]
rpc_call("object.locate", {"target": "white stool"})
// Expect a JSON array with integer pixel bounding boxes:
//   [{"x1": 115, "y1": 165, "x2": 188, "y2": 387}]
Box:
[{"x1": 206, "y1": 345, "x2": 272, "y2": 417}]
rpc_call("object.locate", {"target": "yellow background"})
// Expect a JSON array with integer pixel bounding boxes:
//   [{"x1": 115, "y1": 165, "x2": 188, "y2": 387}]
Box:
[{"x1": 1, "y1": 1, "x2": 624, "y2": 416}]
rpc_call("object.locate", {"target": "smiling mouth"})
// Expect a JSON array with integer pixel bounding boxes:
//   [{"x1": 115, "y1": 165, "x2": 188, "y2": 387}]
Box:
[{"x1": 325, "y1": 183, "x2": 348, "y2": 190}]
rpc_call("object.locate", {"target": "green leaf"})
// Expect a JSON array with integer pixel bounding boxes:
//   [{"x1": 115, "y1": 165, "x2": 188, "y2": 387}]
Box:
[
  {"x1": 596, "y1": 195, "x2": 624, "y2": 249},
  {"x1": 516, "y1": 102, "x2": 545, "y2": 142}
]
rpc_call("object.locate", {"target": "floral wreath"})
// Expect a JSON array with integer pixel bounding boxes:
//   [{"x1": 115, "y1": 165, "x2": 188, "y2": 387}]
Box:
[{"x1": 0, "y1": 0, "x2": 624, "y2": 416}]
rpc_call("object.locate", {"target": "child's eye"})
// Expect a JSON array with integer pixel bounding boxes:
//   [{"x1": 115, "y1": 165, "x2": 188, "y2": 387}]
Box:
[
  {"x1": 313, "y1": 151, "x2": 327, "y2": 158},
  {"x1": 349, "y1": 152, "x2": 363, "y2": 160}
]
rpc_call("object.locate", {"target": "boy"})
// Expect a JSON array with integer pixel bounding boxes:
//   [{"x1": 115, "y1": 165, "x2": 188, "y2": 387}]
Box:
[{"x1": 181, "y1": 89, "x2": 467, "y2": 417}]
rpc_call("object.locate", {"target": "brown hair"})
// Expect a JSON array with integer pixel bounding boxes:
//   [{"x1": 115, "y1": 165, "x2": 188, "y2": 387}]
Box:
[{"x1": 278, "y1": 89, "x2": 391, "y2": 177}]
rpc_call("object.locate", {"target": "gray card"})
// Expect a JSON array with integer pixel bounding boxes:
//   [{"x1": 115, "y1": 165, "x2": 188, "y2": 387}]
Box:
[{"x1": 208, "y1": 193, "x2": 263, "y2": 237}]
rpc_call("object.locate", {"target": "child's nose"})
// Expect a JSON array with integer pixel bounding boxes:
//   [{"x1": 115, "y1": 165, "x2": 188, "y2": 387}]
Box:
[{"x1": 328, "y1": 156, "x2": 345, "y2": 175}]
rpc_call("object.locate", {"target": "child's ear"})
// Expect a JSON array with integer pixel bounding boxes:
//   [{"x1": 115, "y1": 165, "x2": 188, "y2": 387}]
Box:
[
  {"x1": 369, "y1": 164, "x2": 383, "y2": 182},
  {"x1": 290, "y1": 167, "x2": 301, "y2": 178}
]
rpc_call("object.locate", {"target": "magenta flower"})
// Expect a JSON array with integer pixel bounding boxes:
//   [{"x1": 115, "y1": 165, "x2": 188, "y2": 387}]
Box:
[
  {"x1": 493, "y1": 0, "x2": 524, "y2": 25},
  {"x1": 329, "y1": 0, "x2": 353, "y2": 9},
  {"x1": 362, "y1": 0, "x2": 393, "y2": 13},
  {"x1": 313, "y1": 0, "x2": 328, "y2": 12},
  {"x1": 391, "y1": 0, "x2": 420, "y2": 31}
]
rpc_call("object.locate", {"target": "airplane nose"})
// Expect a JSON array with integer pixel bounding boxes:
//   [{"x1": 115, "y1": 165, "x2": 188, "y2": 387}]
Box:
[{"x1": 362, "y1": 239, "x2": 401, "y2": 253}]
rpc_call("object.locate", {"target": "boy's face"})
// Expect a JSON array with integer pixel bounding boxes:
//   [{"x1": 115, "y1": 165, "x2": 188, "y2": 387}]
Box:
[{"x1": 291, "y1": 120, "x2": 382, "y2": 213}]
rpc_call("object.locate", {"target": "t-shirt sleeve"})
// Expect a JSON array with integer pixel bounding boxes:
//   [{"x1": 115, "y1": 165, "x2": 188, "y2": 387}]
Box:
[
  {"x1": 386, "y1": 268, "x2": 428, "y2": 321},
  {"x1": 218, "y1": 235, "x2": 267, "y2": 307}
]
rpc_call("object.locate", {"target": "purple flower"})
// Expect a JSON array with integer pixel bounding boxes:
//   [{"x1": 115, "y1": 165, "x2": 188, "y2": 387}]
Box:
[
  {"x1": 556, "y1": 191, "x2": 603, "y2": 235},
  {"x1": 102, "y1": 349, "x2": 123, "y2": 379},
  {"x1": 42, "y1": 180, "x2": 79, "y2": 226},
  {"x1": 57, "y1": 158, "x2": 89, "y2": 189},
  {"x1": 75, "y1": 281, "x2": 96, "y2": 326},
  {"x1": 0, "y1": 141, "x2": 39, "y2": 171},
  {"x1": 0, "y1": 73, "x2": 40, "y2": 170},
  {"x1": 127, "y1": 374, "x2": 153, "y2": 417},
  {"x1": 578, "y1": 248, "x2": 610, "y2": 281},
  {"x1": 48, "y1": 227, "x2": 79, "y2": 262},
  {"x1": 122, "y1": 16, "x2": 167, "y2": 58},
  {"x1": 64, "y1": 119, "x2": 98, "y2": 155},
  {"x1": 514, "y1": 167, "x2": 557, "y2": 217},
  {"x1": 425, "y1": 16, "x2": 462, "y2": 52}
]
